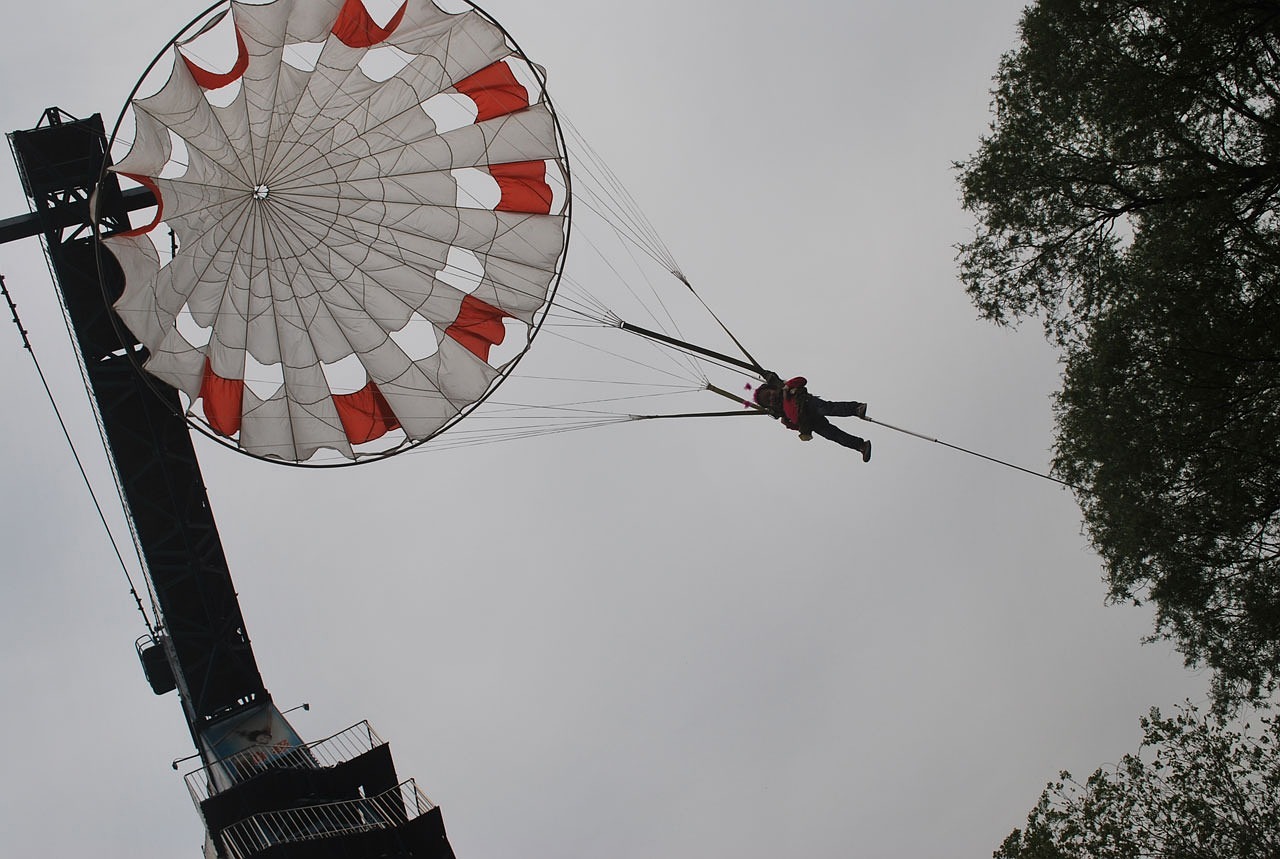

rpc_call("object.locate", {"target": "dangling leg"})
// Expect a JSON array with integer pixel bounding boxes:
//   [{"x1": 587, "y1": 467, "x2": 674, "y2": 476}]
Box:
[
  {"x1": 810, "y1": 415, "x2": 872, "y2": 461},
  {"x1": 810, "y1": 397, "x2": 867, "y2": 419}
]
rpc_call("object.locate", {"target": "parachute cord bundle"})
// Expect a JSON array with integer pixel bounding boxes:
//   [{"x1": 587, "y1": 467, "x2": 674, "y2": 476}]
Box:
[
  {"x1": 560, "y1": 115, "x2": 770, "y2": 393},
  {"x1": 0, "y1": 274, "x2": 159, "y2": 635}
]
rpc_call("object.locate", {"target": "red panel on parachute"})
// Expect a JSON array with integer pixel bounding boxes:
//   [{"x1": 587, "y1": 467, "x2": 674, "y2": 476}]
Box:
[
  {"x1": 491, "y1": 161, "x2": 553, "y2": 214},
  {"x1": 199, "y1": 359, "x2": 245, "y2": 437},
  {"x1": 182, "y1": 29, "x2": 249, "y2": 90},
  {"x1": 332, "y1": 0, "x2": 407, "y2": 48},
  {"x1": 116, "y1": 174, "x2": 164, "y2": 237},
  {"x1": 454, "y1": 62, "x2": 530, "y2": 122},
  {"x1": 333, "y1": 381, "x2": 401, "y2": 444},
  {"x1": 446, "y1": 295, "x2": 508, "y2": 361}
]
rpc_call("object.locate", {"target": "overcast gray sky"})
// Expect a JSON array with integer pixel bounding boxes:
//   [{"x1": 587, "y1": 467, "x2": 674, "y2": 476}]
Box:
[{"x1": 0, "y1": 2, "x2": 1210, "y2": 857}]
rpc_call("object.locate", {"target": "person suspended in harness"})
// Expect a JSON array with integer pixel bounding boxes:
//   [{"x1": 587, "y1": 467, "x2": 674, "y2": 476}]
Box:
[{"x1": 753, "y1": 373, "x2": 872, "y2": 461}]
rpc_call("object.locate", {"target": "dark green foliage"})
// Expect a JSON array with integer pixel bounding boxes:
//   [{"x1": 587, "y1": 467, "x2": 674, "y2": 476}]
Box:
[
  {"x1": 960, "y1": 0, "x2": 1280, "y2": 345},
  {"x1": 958, "y1": 0, "x2": 1280, "y2": 707},
  {"x1": 994, "y1": 704, "x2": 1280, "y2": 858},
  {"x1": 1054, "y1": 216, "x2": 1280, "y2": 704}
]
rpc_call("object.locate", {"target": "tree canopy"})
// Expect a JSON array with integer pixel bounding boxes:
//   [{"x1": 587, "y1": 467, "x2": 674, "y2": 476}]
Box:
[
  {"x1": 957, "y1": 0, "x2": 1280, "y2": 706},
  {"x1": 959, "y1": 0, "x2": 1280, "y2": 344},
  {"x1": 994, "y1": 703, "x2": 1280, "y2": 859}
]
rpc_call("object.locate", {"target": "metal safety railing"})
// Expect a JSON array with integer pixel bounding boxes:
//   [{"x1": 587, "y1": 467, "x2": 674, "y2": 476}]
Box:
[
  {"x1": 218, "y1": 778, "x2": 436, "y2": 859},
  {"x1": 185, "y1": 721, "x2": 385, "y2": 803}
]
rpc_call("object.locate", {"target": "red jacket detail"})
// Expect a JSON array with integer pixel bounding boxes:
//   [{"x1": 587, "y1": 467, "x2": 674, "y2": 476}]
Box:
[{"x1": 781, "y1": 377, "x2": 808, "y2": 428}]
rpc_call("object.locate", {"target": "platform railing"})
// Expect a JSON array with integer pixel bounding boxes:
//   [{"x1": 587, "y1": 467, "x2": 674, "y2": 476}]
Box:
[
  {"x1": 185, "y1": 721, "x2": 385, "y2": 803},
  {"x1": 218, "y1": 778, "x2": 436, "y2": 859}
]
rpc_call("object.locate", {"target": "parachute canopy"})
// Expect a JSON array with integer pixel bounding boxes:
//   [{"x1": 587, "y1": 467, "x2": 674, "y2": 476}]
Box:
[{"x1": 103, "y1": 0, "x2": 570, "y2": 464}]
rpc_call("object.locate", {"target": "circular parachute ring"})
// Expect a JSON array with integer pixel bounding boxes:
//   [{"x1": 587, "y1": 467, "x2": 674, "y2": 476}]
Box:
[{"x1": 100, "y1": 0, "x2": 571, "y2": 465}]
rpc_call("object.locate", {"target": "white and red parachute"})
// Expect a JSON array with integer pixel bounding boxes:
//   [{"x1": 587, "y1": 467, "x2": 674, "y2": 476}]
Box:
[{"x1": 102, "y1": 0, "x2": 570, "y2": 464}]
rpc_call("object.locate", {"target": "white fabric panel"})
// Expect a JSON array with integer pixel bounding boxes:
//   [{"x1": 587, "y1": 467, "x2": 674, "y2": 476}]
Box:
[
  {"x1": 352, "y1": 252, "x2": 442, "y2": 307},
  {"x1": 472, "y1": 254, "x2": 559, "y2": 323},
  {"x1": 229, "y1": 1, "x2": 291, "y2": 176},
  {"x1": 264, "y1": 61, "x2": 315, "y2": 169},
  {"x1": 250, "y1": 229, "x2": 341, "y2": 364},
  {"x1": 393, "y1": 11, "x2": 509, "y2": 91},
  {"x1": 144, "y1": 329, "x2": 206, "y2": 399},
  {"x1": 373, "y1": 340, "x2": 501, "y2": 440},
  {"x1": 285, "y1": 220, "x2": 449, "y2": 330},
  {"x1": 244, "y1": 265, "x2": 282, "y2": 366},
  {"x1": 158, "y1": 176, "x2": 245, "y2": 249},
  {"x1": 349, "y1": 334, "x2": 416, "y2": 397},
  {"x1": 207, "y1": 87, "x2": 255, "y2": 179},
  {"x1": 291, "y1": 412, "x2": 353, "y2": 462},
  {"x1": 376, "y1": 360, "x2": 454, "y2": 440},
  {"x1": 240, "y1": 389, "x2": 299, "y2": 460},
  {"x1": 204, "y1": 227, "x2": 264, "y2": 367},
  {"x1": 308, "y1": 89, "x2": 449, "y2": 186},
  {"x1": 277, "y1": 362, "x2": 354, "y2": 461},
  {"x1": 177, "y1": 208, "x2": 251, "y2": 330},
  {"x1": 424, "y1": 335, "x2": 501, "y2": 406},
  {"x1": 342, "y1": 104, "x2": 560, "y2": 181},
  {"x1": 270, "y1": 0, "x2": 345, "y2": 44},
  {"x1": 134, "y1": 59, "x2": 252, "y2": 187},
  {"x1": 284, "y1": 172, "x2": 460, "y2": 212},
  {"x1": 465, "y1": 211, "x2": 566, "y2": 270},
  {"x1": 106, "y1": 235, "x2": 166, "y2": 350},
  {"x1": 398, "y1": 284, "x2": 465, "y2": 335},
  {"x1": 476, "y1": 107, "x2": 566, "y2": 165},
  {"x1": 112, "y1": 108, "x2": 173, "y2": 178},
  {"x1": 384, "y1": 1, "x2": 465, "y2": 57},
  {"x1": 259, "y1": 208, "x2": 475, "y2": 338},
  {"x1": 180, "y1": 140, "x2": 239, "y2": 189},
  {"x1": 269, "y1": 274, "x2": 323, "y2": 376},
  {"x1": 321, "y1": 109, "x2": 444, "y2": 185},
  {"x1": 230, "y1": 0, "x2": 340, "y2": 151},
  {"x1": 207, "y1": 320, "x2": 247, "y2": 381},
  {"x1": 326, "y1": 256, "x2": 419, "y2": 334},
  {"x1": 269, "y1": 35, "x2": 365, "y2": 178}
]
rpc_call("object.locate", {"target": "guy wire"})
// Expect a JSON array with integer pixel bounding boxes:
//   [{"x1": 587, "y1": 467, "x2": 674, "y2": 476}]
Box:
[{"x1": 1, "y1": 273, "x2": 157, "y2": 635}]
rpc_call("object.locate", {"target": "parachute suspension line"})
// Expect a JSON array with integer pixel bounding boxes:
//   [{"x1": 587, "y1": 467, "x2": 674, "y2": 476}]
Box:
[
  {"x1": 561, "y1": 120, "x2": 713, "y2": 383},
  {"x1": 671, "y1": 271, "x2": 768, "y2": 377},
  {"x1": 547, "y1": 253, "x2": 711, "y2": 386},
  {"x1": 568, "y1": 169, "x2": 673, "y2": 272},
  {"x1": 562, "y1": 115, "x2": 786, "y2": 396},
  {"x1": 423, "y1": 399, "x2": 765, "y2": 450},
  {"x1": 566, "y1": 123, "x2": 768, "y2": 376},
  {"x1": 0, "y1": 275, "x2": 158, "y2": 636},
  {"x1": 549, "y1": 277, "x2": 621, "y2": 326},
  {"x1": 487, "y1": 387, "x2": 707, "y2": 413},
  {"x1": 407, "y1": 413, "x2": 633, "y2": 452},
  {"x1": 540, "y1": 326, "x2": 709, "y2": 386},
  {"x1": 607, "y1": 231, "x2": 693, "y2": 343},
  {"x1": 554, "y1": 230, "x2": 705, "y2": 384},
  {"x1": 561, "y1": 116, "x2": 680, "y2": 273},
  {"x1": 859, "y1": 416, "x2": 1077, "y2": 489},
  {"x1": 566, "y1": 193, "x2": 768, "y2": 379}
]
